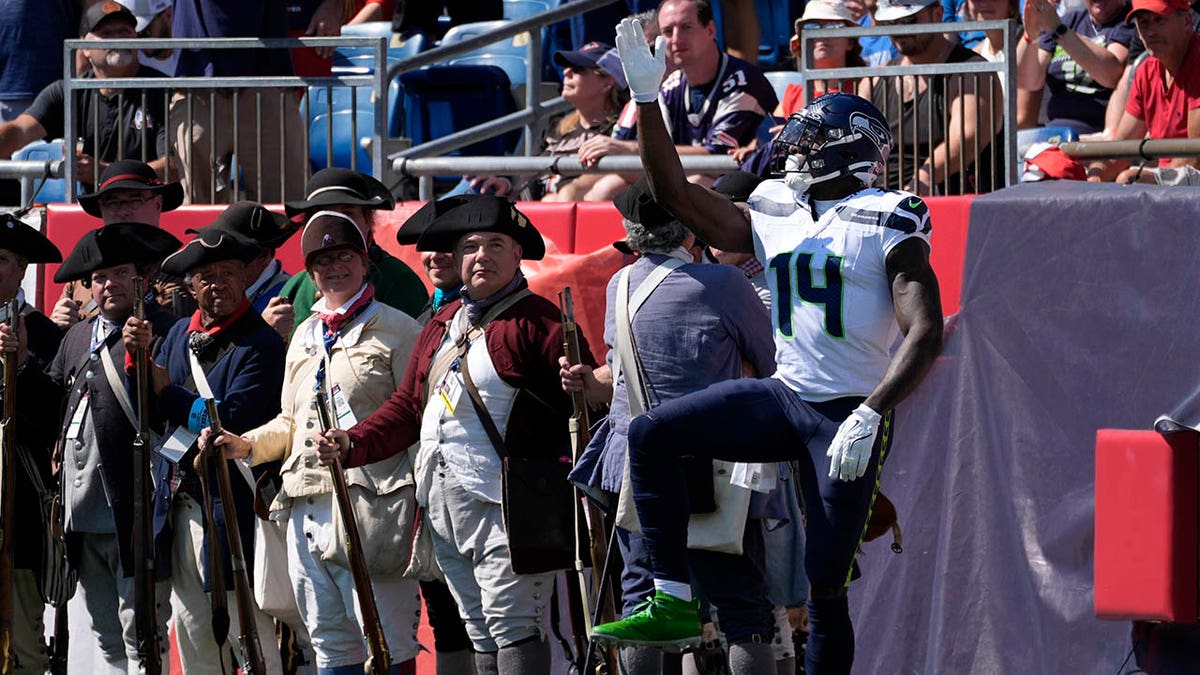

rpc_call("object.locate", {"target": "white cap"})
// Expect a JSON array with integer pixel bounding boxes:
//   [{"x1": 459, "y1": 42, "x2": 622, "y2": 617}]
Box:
[
  {"x1": 115, "y1": 0, "x2": 172, "y2": 33},
  {"x1": 873, "y1": 0, "x2": 939, "y2": 23},
  {"x1": 797, "y1": 1, "x2": 857, "y2": 28}
]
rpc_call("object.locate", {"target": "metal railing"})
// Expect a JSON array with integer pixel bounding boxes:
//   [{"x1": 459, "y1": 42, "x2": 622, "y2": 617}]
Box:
[
  {"x1": 61, "y1": 35, "x2": 388, "y2": 202},
  {"x1": 385, "y1": 0, "x2": 620, "y2": 162},
  {"x1": 0, "y1": 160, "x2": 65, "y2": 208},
  {"x1": 799, "y1": 20, "x2": 1019, "y2": 195},
  {"x1": 1059, "y1": 138, "x2": 1200, "y2": 161},
  {"x1": 394, "y1": 154, "x2": 739, "y2": 178}
]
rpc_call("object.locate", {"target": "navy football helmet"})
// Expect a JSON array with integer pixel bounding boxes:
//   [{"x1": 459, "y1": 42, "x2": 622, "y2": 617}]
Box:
[{"x1": 770, "y1": 93, "x2": 893, "y2": 191}]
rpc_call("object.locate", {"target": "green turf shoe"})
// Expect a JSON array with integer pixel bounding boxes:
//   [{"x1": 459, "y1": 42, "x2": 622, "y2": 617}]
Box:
[{"x1": 590, "y1": 591, "x2": 703, "y2": 652}]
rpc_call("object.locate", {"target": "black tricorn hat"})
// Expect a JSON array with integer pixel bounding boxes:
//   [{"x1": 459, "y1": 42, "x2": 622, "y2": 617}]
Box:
[
  {"x1": 284, "y1": 168, "x2": 396, "y2": 219},
  {"x1": 403, "y1": 194, "x2": 544, "y2": 260},
  {"x1": 187, "y1": 201, "x2": 296, "y2": 249},
  {"x1": 0, "y1": 213, "x2": 63, "y2": 264},
  {"x1": 614, "y1": 177, "x2": 676, "y2": 228},
  {"x1": 77, "y1": 159, "x2": 184, "y2": 218},
  {"x1": 54, "y1": 222, "x2": 181, "y2": 283},
  {"x1": 161, "y1": 228, "x2": 260, "y2": 276},
  {"x1": 301, "y1": 210, "x2": 368, "y2": 264},
  {"x1": 712, "y1": 170, "x2": 765, "y2": 203}
]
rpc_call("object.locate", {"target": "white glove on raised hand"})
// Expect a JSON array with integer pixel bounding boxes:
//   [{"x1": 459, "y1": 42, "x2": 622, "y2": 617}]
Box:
[
  {"x1": 615, "y1": 16, "x2": 667, "y2": 104},
  {"x1": 827, "y1": 404, "x2": 882, "y2": 481}
]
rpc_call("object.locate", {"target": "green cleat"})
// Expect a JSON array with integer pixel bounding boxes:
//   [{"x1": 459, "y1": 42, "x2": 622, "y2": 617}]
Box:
[{"x1": 590, "y1": 591, "x2": 703, "y2": 652}]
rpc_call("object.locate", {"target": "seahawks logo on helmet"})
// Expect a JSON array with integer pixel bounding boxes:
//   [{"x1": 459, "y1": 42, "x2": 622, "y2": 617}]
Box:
[{"x1": 849, "y1": 111, "x2": 890, "y2": 154}]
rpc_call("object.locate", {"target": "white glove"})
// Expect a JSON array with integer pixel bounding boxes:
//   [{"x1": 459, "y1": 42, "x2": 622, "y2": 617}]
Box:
[
  {"x1": 827, "y1": 404, "x2": 882, "y2": 481},
  {"x1": 615, "y1": 16, "x2": 667, "y2": 104}
]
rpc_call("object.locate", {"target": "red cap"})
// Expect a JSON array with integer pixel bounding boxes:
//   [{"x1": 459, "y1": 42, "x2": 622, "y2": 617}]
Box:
[
  {"x1": 1023, "y1": 144, "x2": 1086, "y2": 182},
  {"x1": 1126, "y1": 0, "x2": 1189, "y2": 23}
]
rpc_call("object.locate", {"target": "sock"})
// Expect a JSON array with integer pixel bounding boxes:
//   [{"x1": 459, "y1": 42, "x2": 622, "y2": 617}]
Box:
[
  {"x1": 728, "y1": 642, "x2": 776, "y2": 674},
  {"x1": 436, "y1": 649, "x2": 475, "y2": 675},
  {"x1": 472, "y1": 651, "x2": 499, "y2": 675},
  {"x1": 805, "y1": 596, "x2": 854, "y2": 675},
  {"x1": 618, "y1": 645, "x2": 663, "y2": 675},
  {"x1": 496, "y1": 638, "x2": 550, "y2": 674},
  {"x1": 654, "y1": 579, "x2": 693, "y2": 602}
]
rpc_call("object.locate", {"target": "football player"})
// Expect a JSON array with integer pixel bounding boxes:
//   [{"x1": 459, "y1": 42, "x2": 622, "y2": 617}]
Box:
[{"x1": 589, "y1": 17, "x2": 945, "y2": 675}]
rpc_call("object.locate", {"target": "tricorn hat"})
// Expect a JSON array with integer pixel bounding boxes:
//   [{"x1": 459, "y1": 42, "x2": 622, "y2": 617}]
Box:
[
  {"x1": 614, "y1": 177, "x2": 677, "y2": 228},
  {"x1": 161, "y1": 227, "x2": 260, "y2": 276},
  {"x1": 187, "y1": 201, "x2": 296, "y2": 249},
  {"x1": 77, "y1": 159, "x2": 184, "y2": 218},
  {"x1": 0, "y1": 213, "x2": 63, "y2": 264},
  {"x1": 301, "y1": 210, "x2": 368, "y2": 265},
  {"x1": 54, "y1": 222, "x2": 181, "y2": 283},
  {"x1": 403, "y1": 194, "x2": 544, "y2": 259},
  {"x1": 284, "y1": 168, "x2": 396, "y2": 219}
]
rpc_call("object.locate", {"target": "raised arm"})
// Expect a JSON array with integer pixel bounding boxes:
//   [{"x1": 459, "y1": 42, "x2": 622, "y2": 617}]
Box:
[{"x1": 617, "y1": 17, "x2": 754, "y2": 253}]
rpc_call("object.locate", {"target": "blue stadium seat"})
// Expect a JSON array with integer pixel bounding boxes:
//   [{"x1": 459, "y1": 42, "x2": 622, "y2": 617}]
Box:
[
  {"x1": 1016, "y1": 125, "x2": 1079, "y2": 158},
  {"x1": 504, "y1": 0, "x2": 552, "y2": 20},
  {"x1": 440, "y1": 20, "x2": 530, "y2": 87},
  {"x1": 308, "y1": 89, "x2": 375, "y2": 171},
  {"x1": 332, "y1": 30, "x2": 425, "y2": 75},
  {"x1": 399, "y1": 65, "x2": 520, "y2": 156},
  {"x1": 14, "y1": 139, "x2": 68, "y2": 204},
  {"x1": 763, "y1": 71, "x2": 804, "y2": 103}
]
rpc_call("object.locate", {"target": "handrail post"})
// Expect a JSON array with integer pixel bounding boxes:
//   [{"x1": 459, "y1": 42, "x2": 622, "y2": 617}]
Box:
[
  {"x1": 62, "y1": 37, "x2": 75, "y2": 202},
  {"x1": 525, "y1": 26, "x2": 543, "y2": 157},
  {"x1": 373, "y1": 34, "x2": 388, "y2": 180}
]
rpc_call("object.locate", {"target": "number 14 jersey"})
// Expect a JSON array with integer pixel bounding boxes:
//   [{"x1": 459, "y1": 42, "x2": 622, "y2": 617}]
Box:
[{"x1": 747, "y1": 180, "x2": 932, "y2": 402}]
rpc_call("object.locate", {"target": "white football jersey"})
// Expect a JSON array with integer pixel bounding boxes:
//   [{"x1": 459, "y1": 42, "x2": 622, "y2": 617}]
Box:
[{"x1": 747, "y1": 180, "x2": 932, "y2": 401}]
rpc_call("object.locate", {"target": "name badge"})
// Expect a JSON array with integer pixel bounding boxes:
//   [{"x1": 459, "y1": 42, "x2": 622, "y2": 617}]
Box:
[
  {"x1": 438, "y1": 359, "x2": 463, "y2": 415},
  {"x1": 159, "y1": 427, "x2": 198, "y2": 464},
  {"x1": 330, "y1": 384, "x2": 358, "y2": 429},
  {"x1": 66, "y1": 393, "x2": 89, "y2": 440}
]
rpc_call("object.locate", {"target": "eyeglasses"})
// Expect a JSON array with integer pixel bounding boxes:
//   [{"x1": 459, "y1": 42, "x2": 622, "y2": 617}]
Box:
[
  {"x1": 98, "y1": 193, "x2": 152, "y2": 211},
  {"x1": 311, "y1": 250, "x2": 358, "y2": 268},
  {"x1": 798, "y1": 21, "x2": 847, "y2": 31}
]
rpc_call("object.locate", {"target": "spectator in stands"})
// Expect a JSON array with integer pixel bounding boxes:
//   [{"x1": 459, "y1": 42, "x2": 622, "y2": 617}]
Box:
[
  {"x1": 0, "y1": 3, "x2": 170, "y2": 187},
  {"x1": 117, "y1": 0, "x2": 178, "y2": 76},
  {"x1": 781, "y1": 2, "x2": 866, "y2": 116},
  {"x1": 282, "y1": 168, "x2": 428, "y2": 327},
  {"x1": 190, "y1": 201, "x2": 297, "y2": 337},
  {"x1": 1016, "y1": 0, "x2": 1136, "y2": 135},
  {"x1": 849, "y1": 0, "x2": 901, "y2": 67},
  {"x1": 0, "y1": 1, "x2": 79, "y2": 123},
  {"x1": 967, "y1": 0, "x2": 1041, "y2": 127},
  {"x1": 392, "y1": 0, "x2": 501, "y2": 42},
  {"x1": 466, "y1": 41, "x2": 631, "y2": 201},
  {"x1": 594, "y1": 0, "x2": 778, "y2": 196},
  {"x1": 171, "y1": 0, "x2": 307, "y2": 203},
  {"x1": 944, "y1": 0, "x2": 986, "y2": 49},
  {"x1": 861, "y1": 0, "x2": 1003, "y2": 194},
  {"x1": 1107, "y1": 0, "x2": 1200, "y2": 181}
]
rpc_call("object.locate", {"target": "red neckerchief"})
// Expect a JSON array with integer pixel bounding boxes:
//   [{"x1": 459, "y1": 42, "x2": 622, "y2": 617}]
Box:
[
  {"x1": 188, "y1": 297, "x2": 252, "y2": 338},
  {"x1": 317, "y1": 284, "x2": 375, "y2": 336}
]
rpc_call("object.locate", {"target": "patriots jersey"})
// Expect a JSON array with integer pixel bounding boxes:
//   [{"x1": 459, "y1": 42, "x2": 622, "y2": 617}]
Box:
[
  {"x1": 747, "y1": 180, "x2": 932, "y2": 401},
  {"x1": 614, "y1": 53, "x2": 777, "y2": 151}
]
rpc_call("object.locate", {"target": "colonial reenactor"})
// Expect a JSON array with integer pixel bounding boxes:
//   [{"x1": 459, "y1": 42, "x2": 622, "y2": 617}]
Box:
[
  {"x1": 40, "y1": 222, "x2": 182, "y2": 671},
  {"x1": 122, "y1": 227, "x2": 286, "y2": 674},
  {"x1": 188, "y1": 201, "x2": 297, "y2": 337},
  {"x1": 315, "y1": 195, "x2": 596, "y2": 675},
  {"x1": 0, "y1": 213, "x2": 64, "y2": 673},
  {"x1": 52, "y1": 159, "x2": 192, "y2": 329},
  {"x1": 207, "y1": 211, "x2": 425, "y2": 671},
  {"x1": 280, "y1": 168, "x2": 428, "y2": 328}
]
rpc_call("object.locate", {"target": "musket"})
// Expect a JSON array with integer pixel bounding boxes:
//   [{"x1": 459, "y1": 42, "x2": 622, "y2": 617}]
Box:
[
  {"x1": 201, "y1": 399, "x2": 266, "y2": 673},
  {"x1": 314, "y1": 391, "x2": 391, "y2": 674},
  {"x1": 131, "y1": 277, "x2": 162, "y2": 674},
  {"x1": 0, "y1": 300, "x2": 19, "y2": 675},
  {"x1": 558, "y1": 288, "x2": 618, "y2": 674}
]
